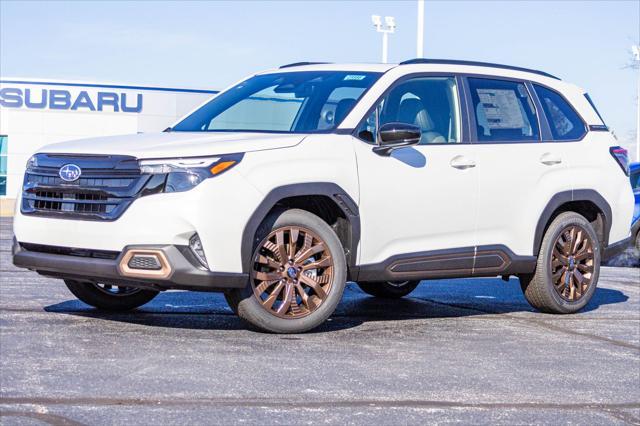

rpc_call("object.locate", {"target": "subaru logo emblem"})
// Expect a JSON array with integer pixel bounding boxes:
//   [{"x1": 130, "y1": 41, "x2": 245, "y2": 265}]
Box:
[
  {"x1": 59, "y1": 164, "x2": 82, "y2": 182},
  {"x1": 287, "y1": 267, "x2": 298, "y2": 279}
]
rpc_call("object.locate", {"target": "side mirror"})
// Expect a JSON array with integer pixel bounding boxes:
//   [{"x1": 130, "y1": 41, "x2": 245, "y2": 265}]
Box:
[{"x1": 373, "y1": 122, "x2": 421, "y2": 156}]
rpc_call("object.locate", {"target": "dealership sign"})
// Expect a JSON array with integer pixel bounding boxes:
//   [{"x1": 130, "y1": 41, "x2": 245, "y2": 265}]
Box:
[{"x1": 0, "y1": 87, "x2": 143, "y2": 113}]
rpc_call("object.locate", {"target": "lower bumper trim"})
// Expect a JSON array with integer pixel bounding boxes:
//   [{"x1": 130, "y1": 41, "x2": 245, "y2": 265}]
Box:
[{"x1": 12, "y1": 239, "x2": 248, "y2": 291}]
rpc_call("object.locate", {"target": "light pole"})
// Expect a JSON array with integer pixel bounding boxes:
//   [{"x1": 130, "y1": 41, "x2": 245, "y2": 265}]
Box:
[
  {"x1": 372, "y1": 15, "x2": 396, "y2": 63},
  {"x1": 633, "y1": 45, "x2": 640, "y2": 162},
  {"x1": 416, "y1": 0, "x2": 424, "y2": 58}
]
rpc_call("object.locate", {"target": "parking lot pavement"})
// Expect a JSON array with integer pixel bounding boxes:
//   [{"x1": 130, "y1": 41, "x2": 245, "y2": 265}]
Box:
[{"x1": 1, "y1": 217, "x2": 639, "y2": 425}]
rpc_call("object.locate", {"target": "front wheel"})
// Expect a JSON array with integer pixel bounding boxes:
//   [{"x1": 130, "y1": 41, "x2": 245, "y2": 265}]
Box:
[
  {"x1": 357, "y1": 280, "x2": 420, "y2": 298},
  {"x1": 64, "y1": 280, "x2": 159, "y2": 311},
  {"x1": 226, "y1": 209, "x2": 347, "y2": 334},
  {"x1": 519, "y1": 212, "x2": 600, "y2": 314}
]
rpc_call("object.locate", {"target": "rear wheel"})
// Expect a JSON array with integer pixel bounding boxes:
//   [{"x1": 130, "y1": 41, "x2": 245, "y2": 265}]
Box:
[
  {"x1": 519, "y1": 212, "x2": 600, "y2": 314},
  {"x1": 225, "y1": 209, "x2": 347, "y2": 333},
  {"x1": 64, "y1": 280, "x2": 158, "y2": 311},
  {"x1": 357, "y1": 280, "x2": 420, "y2": 298}
]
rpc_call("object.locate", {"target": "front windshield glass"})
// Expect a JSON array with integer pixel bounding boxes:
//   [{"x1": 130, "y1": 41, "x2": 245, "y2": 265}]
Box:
[{"x1": 172, "y1": 71, "x2": 381, "y2": 133}]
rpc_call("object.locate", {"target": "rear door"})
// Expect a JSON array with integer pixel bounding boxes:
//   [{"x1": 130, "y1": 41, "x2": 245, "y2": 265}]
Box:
[{"x1": 468, "y1": 77, "x2": 577, "y2": 260}]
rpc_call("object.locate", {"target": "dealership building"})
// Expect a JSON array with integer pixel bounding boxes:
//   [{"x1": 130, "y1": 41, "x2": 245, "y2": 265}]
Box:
[{"x1": 0, "y1": 78, "x2": 217, "y2": 214}]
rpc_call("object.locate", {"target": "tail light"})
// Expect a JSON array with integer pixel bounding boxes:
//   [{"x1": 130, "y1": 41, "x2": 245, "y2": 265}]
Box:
[{"x1": 609, "y1": 146, "x2": 630, "y2": 176}]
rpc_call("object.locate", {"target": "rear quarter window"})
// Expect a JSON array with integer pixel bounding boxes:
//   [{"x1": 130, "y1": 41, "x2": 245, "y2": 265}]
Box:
[{"x1": 533, "y1": 84, "x2": 586, "y2": 141}]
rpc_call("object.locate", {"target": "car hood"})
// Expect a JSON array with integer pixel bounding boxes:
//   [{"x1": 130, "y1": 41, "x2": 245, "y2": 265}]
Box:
[{"x1": 39, "y1": 132, "x2": 307, "y2": 159}]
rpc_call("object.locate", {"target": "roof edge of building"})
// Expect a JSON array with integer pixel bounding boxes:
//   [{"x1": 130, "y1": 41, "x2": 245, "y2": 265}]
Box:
[{"x1": 0, "y1": 77, "x2": 218, "y2": 94}]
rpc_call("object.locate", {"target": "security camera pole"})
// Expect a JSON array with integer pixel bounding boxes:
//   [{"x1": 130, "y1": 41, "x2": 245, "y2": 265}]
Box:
[
  {"x1": 633, "y1": 45, "x2": 640, "y2": 161},
  {"x1": 372, "y1": 15, "x2": 396, "y2": 63}
]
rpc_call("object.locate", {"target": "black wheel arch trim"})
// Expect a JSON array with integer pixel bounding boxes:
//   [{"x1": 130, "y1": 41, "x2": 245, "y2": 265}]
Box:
[
  {"x1": 240, "y1": 182, "x2": 360, "y2": 276},
  {"x1": 533, "y1": 189, "x2": 612, "y2": 256}
]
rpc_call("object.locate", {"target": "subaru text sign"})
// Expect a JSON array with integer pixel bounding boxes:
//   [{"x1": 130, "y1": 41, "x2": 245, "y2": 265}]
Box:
[{"x1": 0, "y1": 87, "x2": 143, "y2": 113}]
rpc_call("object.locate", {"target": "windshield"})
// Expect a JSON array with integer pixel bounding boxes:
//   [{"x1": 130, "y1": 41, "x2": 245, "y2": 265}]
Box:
[{"x1": 172, "y1": 71, "x2": 381, "y2": 133}]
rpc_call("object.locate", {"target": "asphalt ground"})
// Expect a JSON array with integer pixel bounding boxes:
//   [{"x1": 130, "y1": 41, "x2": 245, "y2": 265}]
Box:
[{"x1": 1, "y1": 217, "x2": 639, "y2": 425}]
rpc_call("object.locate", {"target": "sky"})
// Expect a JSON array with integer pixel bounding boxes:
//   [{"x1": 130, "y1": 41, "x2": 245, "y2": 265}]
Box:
[{"x1": 1, "y1": 0, "x2": 639, "y2": 151}]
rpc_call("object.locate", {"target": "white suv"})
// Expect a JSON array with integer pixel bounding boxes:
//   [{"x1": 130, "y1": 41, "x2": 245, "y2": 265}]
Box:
[{"x1": 13, "y1": 60, "x2": 634, "y2": 333}]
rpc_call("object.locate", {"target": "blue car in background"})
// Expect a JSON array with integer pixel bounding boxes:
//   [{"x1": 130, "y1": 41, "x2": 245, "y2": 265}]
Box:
[{"x1": 630, "y1": 162, "x2": 640, "y2": 249}]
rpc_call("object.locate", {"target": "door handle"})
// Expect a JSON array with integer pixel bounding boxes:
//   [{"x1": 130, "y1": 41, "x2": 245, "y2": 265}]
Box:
[
  {"x1": 540, "y1": 153, "x2": 562, "y2": 166},
  {"x1": 450, "y1": 155, "x2": 476, "y2": 170}
]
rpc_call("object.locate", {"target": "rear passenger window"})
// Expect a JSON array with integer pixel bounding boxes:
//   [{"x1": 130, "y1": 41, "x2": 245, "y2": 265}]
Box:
[
  {"x1": 468, "y1": 78, "x2": 540, "y2": 142},
  {"x1": 533, "y1": 84, "x2": 586, "y2": 140}
]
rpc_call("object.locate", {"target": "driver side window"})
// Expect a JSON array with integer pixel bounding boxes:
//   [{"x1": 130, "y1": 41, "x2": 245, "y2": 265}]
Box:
[{"x1": 357, "y1": 76, "x2": 461, "y2": 145}]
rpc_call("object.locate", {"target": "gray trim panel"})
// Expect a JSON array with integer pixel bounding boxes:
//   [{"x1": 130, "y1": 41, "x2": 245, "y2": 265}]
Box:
[{"x1": 356, "y1": 244, "x2": 536, "y2": 282}]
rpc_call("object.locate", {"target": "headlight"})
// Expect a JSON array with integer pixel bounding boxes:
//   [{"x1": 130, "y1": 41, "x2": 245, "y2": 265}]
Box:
[{"x1": 138, "y1": 153, "x2": 243, "y2": 193}]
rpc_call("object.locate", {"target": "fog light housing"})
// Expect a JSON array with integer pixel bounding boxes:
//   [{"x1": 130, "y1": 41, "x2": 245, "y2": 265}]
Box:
[
  {"x1": 189, "y1": 234, "x2": 209, "y2": 269},
  {"x1": 118, "y1": 249, "x2": 171, "y2": 279},
  {"x1": 127, "y1": 254, "x2": 162, "y2": 270}
]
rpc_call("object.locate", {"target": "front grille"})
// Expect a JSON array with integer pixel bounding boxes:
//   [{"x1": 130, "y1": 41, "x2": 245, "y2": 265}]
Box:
[
  {"x1": 31, "y1": 190, "x2": 114, "y2": 214},
  {"x1": 25, "y1": 173, "x2": 137, "y2": 188},
  {"x1": 21, "y1": 154, "x2": 162, "y2": 221},
  {"x1": 33, "y1": 190, "x2": 63, "y2": 210}
]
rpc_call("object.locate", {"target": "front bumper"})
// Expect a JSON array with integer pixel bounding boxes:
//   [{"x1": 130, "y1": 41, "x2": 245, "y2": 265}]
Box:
[
  {"x1": 12, "y1": 238, "x2": 248, "y2": 292},
  {"x1": 13, "y1": 169, "x2": 265, "y2": 273}
]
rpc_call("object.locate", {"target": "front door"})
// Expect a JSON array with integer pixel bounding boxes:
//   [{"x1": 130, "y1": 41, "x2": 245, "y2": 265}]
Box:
[{"x1": 354, "y1": 76, "x2": 479, "y2": 277}]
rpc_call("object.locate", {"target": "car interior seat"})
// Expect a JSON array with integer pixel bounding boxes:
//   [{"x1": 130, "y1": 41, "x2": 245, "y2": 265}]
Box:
[{"x1": 396, "y1": 98, "x2": 446, "y2": 143}]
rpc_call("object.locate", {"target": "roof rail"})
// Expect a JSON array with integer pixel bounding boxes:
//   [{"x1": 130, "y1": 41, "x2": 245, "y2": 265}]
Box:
[
  {"x1": 398, "y1": 58, "x2": 560, "y2": 80},
  {"x1": 279, "y1": 61, "x2": 331, "y2": 69}
]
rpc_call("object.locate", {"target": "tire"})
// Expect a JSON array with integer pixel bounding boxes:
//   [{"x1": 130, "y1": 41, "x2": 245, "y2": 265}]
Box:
[
  {"x1": 226, "y1": 209, "x2": 347, "y2": 333},
  {"x1": 519, "y1": 212, "x2": 600, "y2": 314},
  {"x1": 635, "y1": 230, "x2": 640, "y2": 251},
  {"x1": 64, "y1": 280, "x2": 159, "y2": 311},
  {"x1": 357, "y1": 280, "x2": 420, "y2": 298}
]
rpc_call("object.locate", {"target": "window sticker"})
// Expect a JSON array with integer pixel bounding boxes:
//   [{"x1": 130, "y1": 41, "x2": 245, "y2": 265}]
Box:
[
  {"x1": 477, "y1": 89, "x2": 525, "y2": 129},
  {"x1": 344, "y1": 75, "x2": 366, "y2": 81}
]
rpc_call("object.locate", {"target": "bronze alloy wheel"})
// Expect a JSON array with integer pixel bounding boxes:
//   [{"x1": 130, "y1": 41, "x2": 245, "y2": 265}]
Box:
[
  {"x1": 251, "y1": 226, "x2": 334, "y2": 319},
  {"x1": 551, "y1": 225, "x2": 595, "y2": 302}
]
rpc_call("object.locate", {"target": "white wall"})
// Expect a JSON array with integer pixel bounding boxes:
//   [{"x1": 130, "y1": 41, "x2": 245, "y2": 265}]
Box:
[{"x1": 0, "y1": 79, "x2": 214, "y2": 199}]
